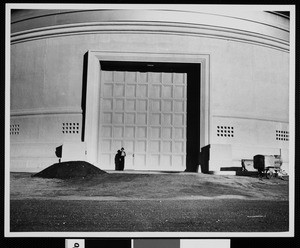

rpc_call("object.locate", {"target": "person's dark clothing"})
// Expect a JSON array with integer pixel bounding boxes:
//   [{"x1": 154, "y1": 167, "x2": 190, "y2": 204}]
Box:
[{"x1": 120, "y1": 149, "x2": 126, "y2": 171}]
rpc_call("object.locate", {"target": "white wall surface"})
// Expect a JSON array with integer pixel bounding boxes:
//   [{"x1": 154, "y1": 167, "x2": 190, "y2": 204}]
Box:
[{"x1": 10, "y1": 10, "x2": 290, "y2": 172}]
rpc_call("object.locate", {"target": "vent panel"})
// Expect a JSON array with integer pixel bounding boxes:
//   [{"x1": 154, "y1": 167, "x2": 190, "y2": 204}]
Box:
[
  {"x1": 62, "y1": 122, "x2": 80, "y2": 134},
  {"x1": 276, "y1": 130, "x2": 289, "y2": 141},
  {"x1": 10, "y1": 124, "x2": 20, "y2": 135},
  {"x1": 217, "y1": 125, "x2": 234, "y2": 138}
]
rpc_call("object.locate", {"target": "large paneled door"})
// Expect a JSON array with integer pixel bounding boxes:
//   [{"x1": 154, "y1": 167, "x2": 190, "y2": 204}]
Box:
[{"x1": 99, "y1": 68, "x2": 187, "y2": 171}]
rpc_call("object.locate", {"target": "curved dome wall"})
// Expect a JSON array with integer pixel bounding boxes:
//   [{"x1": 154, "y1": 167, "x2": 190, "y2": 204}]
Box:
[{"x1": 10, "y1": 9, "x2": 290, "y2": 172}]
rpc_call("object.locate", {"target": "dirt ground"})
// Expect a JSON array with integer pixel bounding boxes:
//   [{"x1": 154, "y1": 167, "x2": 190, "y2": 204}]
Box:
[
  {"x1": 9, "y1": 171, "x2": 289, "y2": 233},
  {"x1": 10, "y1": 171, "x2": 288, "y2": 201}
]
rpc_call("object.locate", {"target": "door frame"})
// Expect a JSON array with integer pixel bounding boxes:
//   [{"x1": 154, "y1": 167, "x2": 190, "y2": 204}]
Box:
[{"x1": 84, "y1": 51, "x2": 210, "y2": 168}]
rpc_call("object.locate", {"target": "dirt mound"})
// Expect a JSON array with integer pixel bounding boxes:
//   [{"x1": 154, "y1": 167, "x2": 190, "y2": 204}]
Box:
[{"x1": 31, "y1": 161, "x2": 107, "y2": 179}]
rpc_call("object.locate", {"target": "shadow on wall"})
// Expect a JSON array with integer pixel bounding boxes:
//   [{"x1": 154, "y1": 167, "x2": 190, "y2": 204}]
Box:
[
  {"x1": 81, "y1": 52, "x2": 88, "y2": 142},
  {"x1": 199, "y1": 145, "x2": 209, "y2": 173},
  {"x1": 55, "y1": 145, "x2": 62, "y2": 163}
]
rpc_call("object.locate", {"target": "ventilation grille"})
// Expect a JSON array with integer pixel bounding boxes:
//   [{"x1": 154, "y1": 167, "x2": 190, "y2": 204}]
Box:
[
  {"x1": 10, "y1": 124, "x2": 20, "y2": 135},
  {"x1": 217, "y1": 126, "x2": 234, "y2": 137},
  {"x1": 276, "y1": 130, "x2": 289, "y2": 141},
  {"x1": 62, "y1": 122, "x2": 80, "y2": 134}
]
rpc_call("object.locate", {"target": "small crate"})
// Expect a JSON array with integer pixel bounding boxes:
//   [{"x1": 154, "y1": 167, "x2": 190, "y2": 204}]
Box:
[{"x1": 253, "y1": 155, "x2": 265, "y2": 171}]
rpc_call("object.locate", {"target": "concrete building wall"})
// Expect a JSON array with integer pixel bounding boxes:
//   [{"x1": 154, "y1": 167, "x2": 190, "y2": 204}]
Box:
[{"x1": 10, "y1": 9, "x2": 290, "y2": 172}]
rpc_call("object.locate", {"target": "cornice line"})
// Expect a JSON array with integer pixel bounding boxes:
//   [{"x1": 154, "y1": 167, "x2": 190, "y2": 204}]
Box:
[
  {"x1": 11, "y1": 21, "x2": 289, "y2": 41},
  {"x1": 11, "y1": 9, "x2": 290, "y2": 32},
  {"x1": 10, "y1": 22, "x2": 289, "y2": 52}
]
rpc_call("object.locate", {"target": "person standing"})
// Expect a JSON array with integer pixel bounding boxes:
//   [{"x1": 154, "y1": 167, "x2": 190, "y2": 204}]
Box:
[{"x1": 120, "y1": 147, "x2": 126, "y2": 171}]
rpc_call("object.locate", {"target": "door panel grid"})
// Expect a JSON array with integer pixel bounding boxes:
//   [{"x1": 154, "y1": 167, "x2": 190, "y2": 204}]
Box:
[{"x1": 99, "y1": 69, "x2": 186, "y2": 170}]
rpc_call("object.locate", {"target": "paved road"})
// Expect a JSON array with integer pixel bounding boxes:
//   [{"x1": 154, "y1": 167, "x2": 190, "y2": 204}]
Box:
[{"x1": 10, "y1": 198, "x2": 289, "y2": 232}]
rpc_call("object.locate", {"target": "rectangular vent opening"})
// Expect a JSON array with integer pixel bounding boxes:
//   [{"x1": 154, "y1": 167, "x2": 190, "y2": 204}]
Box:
[
  {"x1": 10, "y1": 124, "x2": 20, "y2": 135},
  {"x1": 217, "y1": 125, "x2": 234, "y2": 137},
  {"x1": 276, "y1": 130, "x2": 289, "y2": 141},
  {"x1": 62, "y1": 122, "x2": 80, "y2": 134}
]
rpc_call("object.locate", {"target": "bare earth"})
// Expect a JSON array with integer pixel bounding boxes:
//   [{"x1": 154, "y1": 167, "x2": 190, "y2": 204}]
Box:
[{"x1": 10, "y1": 172, "x2": 289, "y2": 233}]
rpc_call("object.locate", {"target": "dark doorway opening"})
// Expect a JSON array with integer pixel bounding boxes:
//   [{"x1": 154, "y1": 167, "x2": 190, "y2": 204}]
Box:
[
  {"x1": 100, "y1": 61, "x2": 201, "y2": 172},
  {"x1": 186, "y1": 64, "x2": 201, "y2": 172}
]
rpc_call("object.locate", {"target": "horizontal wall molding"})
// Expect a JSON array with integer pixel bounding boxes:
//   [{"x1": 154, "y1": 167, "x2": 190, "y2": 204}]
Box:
[
  {"x1": 213, "y1": 114, "x2": 289, "y2": 124},
  {"x1": 10, "y1": 107, "x2": 82, "y2": 117},
  {"x1": 11, "y1": 141, "x2": 65, "y2": 145},
  {"x1": 10, "y1": 9, "x2": 289, "y2": 29},
  {"x1": 11, "y1": 156, "x2": 57, "y2": 159},
  {"x1": 11, "y1": 9, "x2": 290, "y2": 35},
  {"x1": 11, "y1": 21, "x2": 289, "y2": 52}
]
